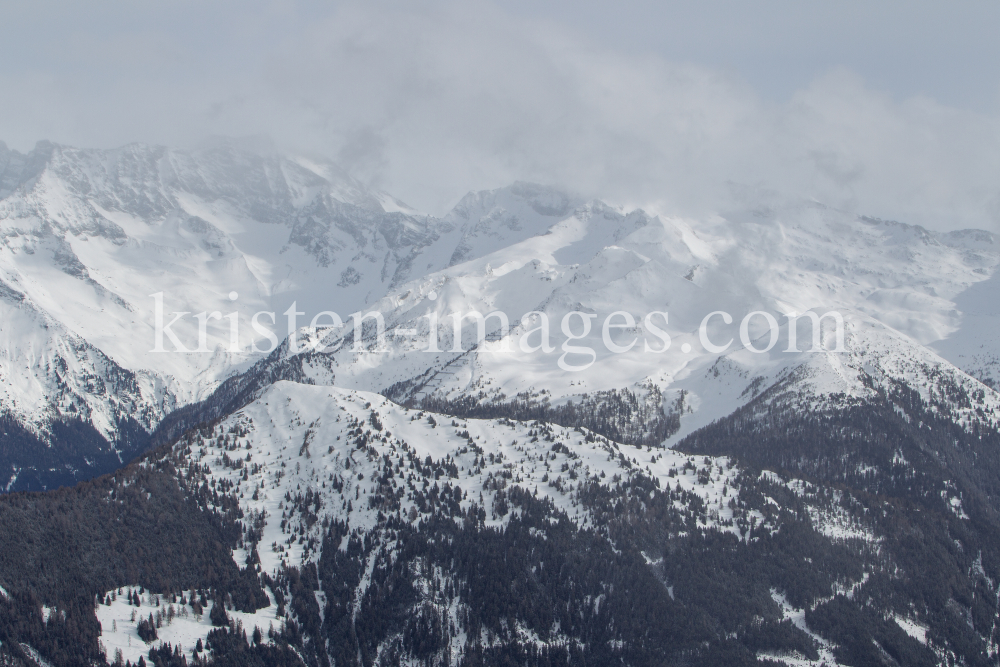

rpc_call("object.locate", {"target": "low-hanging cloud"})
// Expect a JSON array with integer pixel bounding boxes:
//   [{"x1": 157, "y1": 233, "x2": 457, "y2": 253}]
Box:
[{"x1": 1, "y1": 0, "x2": 998, "y2": 230}]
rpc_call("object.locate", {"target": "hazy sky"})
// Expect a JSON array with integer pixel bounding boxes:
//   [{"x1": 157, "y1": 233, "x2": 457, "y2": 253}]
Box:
[{"x1": 2, "y1": 0, "x2": 999, "y2": 229}]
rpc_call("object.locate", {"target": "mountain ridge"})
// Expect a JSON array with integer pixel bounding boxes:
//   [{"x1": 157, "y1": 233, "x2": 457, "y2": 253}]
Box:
[
  {"x1": 3, "y1": 139, "x2": 998, "y2": 492},
  {"x1": 3, "y1": 139, "x2": 1000, "y2": 665}
]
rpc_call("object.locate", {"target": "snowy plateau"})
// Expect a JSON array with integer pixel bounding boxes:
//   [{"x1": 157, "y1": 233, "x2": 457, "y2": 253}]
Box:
[{"x1": 0, "y1": 139, "x2": 1000, "y2": 667}]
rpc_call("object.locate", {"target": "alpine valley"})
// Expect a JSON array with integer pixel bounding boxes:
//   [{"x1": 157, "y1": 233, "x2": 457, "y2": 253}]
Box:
[{"x1": 1, "y1": 139, "x2": 1000, "y2": 667}]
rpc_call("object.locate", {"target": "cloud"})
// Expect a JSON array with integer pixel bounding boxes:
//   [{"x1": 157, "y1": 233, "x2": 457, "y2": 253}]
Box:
[{"x1": 1, "y1": 0, "x2": 998, "y2": 230}]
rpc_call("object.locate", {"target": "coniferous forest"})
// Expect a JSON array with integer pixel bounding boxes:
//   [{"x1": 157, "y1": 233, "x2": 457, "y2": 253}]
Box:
[{"x1": 3, "y1": 373, "x2": 1000, "y2": 666}]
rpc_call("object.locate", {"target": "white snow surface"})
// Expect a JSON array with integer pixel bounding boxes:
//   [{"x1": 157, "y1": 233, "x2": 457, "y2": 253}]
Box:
[
  {"x1": 767, "y1": 590, "x2": 844, "y2": 667},
  {"x1": 0, "y1": 144, "x2": 608, "y2": 452},
  {"x1": 894, "y1": 615, "x2": 930, "y2": 645},
  {"x1": 274, "y1": 199, "x2": 1000, "y2": 448},
  {"x1": 96, "y1": 588, "x2": 283, "y2": 665},
  {"x1": 2, "y1": 139, "x2": 1000, "y2": 481},
  {"x1": 780, "y1": 477, "x2": 878, "y2": 543},
  {"x1": 180, "y1": 381, "x2": 744, "y2": 580},
  {"x1": 153, "y1": 381, "x2": 769, "y2": 663}
]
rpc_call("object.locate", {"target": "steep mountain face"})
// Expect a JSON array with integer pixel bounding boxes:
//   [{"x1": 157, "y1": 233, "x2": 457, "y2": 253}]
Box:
[
  {"x1": 196, "y1": 196, "x2": 1000, "y2": 457},
  {"x1": 0, "y1": 141, "x2": 586, "y2": 490},
  {"x1": 4, "y1": 381, "x2": 1000, "y2": 666},
  {"x1": 3, "y1": 139, "x2": 1000, "y2": 666},
  {"x1": 4, "y1": 139, "x2": 998, "y2": 492}
]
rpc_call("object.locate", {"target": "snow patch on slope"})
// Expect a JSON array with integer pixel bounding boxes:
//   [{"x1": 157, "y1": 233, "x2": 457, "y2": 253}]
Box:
[
  {"x1": 96, "y1": 589, "x2": 283, "y2": 665},
  {"x1": 180, "y1": 382, "x2": 744, "y2": 579}
]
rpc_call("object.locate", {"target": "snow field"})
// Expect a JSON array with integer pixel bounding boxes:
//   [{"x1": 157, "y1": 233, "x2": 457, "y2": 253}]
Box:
[
  {"x1": 95, "y1": 588, "x2": 283, "y2": 665},
  {"x1": 179, "y1": 381, "x2": 746, "y2": 581}
]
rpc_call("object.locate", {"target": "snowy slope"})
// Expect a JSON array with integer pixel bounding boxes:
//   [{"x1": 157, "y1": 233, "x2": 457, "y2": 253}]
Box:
[
  {"x1": 252, "y1": 200, "x2": 1000, "y2": 450},
  {"x1": 95, "y1": 589, "x2": 283, "y2": 666},
  {"x1": 145, "y1": 381, "x2": 936, "y2": 665},
  {"x1": 0, "y1": 143, "x2": 589, "y2": 487},
  {"x1": 4, "y1": 138, "x2": 1000, "y2": 665},
  {"x1": 146, "y1": 382, "x2": 779, "y2": 663},
  {"x1": 181, "y1": 381, "x2": 744, "y2": 576},
  {"x1": 2, "y1": 138, "x2": 1000, "y2": 493}
]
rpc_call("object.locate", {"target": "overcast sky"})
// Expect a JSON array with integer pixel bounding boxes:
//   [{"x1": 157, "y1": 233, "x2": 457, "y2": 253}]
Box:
[{"x1": 2, "y1": 0, "x2": 999, "y2": 229}]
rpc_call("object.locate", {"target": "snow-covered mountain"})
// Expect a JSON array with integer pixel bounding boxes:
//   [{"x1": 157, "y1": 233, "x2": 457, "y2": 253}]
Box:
[
  {"x1": 3, "y1": 139, "x2": 1000, "y2": 666},
  {"x1": 217, "y1": 197, "x2": 1000, "y2": 454},
  {"x1": 93, "y1": 380, "x2": 743, "y2": 664},
  {"x1": 2, "y1": 139, "x2": 999, "y2": 492},
  {"x1": 7, "y1": 375, "x2": 997, "y2": 666},
  {"x1": 0, "y1": 141, "x2": 587, "y2": 489}
]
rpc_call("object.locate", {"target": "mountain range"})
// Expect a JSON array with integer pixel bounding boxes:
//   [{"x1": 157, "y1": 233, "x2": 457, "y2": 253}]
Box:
[{"x1": 1, "y1": 139, "x2": 1000, "y2": 666}]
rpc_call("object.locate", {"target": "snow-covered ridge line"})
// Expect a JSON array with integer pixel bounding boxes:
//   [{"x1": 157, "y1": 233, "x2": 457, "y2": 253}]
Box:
[
  {"x1": 172, "y1": 382, "x2": 745, "y2": 580},
  {"x1": 157, "y1": 380, "x2": 930, "y2": 665},
  {"x1": 4, "y1": 137, "x2": 1000, "y2": 498}
]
